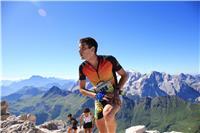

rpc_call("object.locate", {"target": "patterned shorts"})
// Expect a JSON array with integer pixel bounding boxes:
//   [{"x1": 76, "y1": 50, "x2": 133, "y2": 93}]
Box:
[
  {"x1": 94, "y1": 96, "x2": 121, "y2": 120},
  {"x1": 94, "y1": 100, "x2": 108, "y2": 119}
]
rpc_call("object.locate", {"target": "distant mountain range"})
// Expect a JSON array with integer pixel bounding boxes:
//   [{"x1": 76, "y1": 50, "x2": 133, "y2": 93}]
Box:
[
  {"x1": 67, "y1": 70, "x2": 200, "y2": 103},
  {"x1": 1, "y1": 75, "x2": 76, "y2": 97},
  {"x1": 1, "y1": 86, "x2": 44, "y2": 102},
  {"x1": 1, "y1": 71, "x2": 200, "y2": 102},
  {"x1": 124, "y1": 70, "x2": 200, "y2": 102}
]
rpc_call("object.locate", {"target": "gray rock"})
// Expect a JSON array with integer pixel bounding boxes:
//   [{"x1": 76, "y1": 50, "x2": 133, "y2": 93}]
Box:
[{"x1": 0, "y1": 101, "x2": 10, "y2": 121}]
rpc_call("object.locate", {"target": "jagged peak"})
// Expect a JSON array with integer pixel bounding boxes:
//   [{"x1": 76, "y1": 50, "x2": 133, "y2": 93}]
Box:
[
  {"x1": 179, "y1": 73, "x2": 187, "y2": 79},
  {"x1": 42, "y1": 86, "x2": 64, "y2": 98},
  {"x1": 149, "y1": 71, "x2": 161, "y2": 76},
  {"x1": 147, "y1": 71, "x2": 163, "y2": 82},
  {"x1": 48, "y1": 86, "x2": 62, "y2": 92}
]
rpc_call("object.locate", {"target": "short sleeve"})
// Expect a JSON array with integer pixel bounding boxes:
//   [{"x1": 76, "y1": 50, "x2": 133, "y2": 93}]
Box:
[
  {"x1": 79, "y1": 64, "x2": 86, "y2": 80},
  {"x1": 107, "y1": 56, "x2": 122, "y2": 71}
]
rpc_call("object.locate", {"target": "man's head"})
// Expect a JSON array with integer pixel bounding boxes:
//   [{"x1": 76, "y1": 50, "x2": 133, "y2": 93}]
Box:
[
  {"x1": 79, "y1": 37, "x2": 98, "y2": 53},
  {"x1": 83, "y1": 108, "x2": 90, "y2": 116},
  {"x1": 67, "y1": 114, "x2": 72, "y2": 119},
  {"x1": 79, "y1": 37, "x2": 98, "y2": 60}
]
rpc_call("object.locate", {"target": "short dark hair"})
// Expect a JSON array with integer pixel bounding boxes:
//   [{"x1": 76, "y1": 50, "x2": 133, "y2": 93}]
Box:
[
  {"x1": 67, "y1": 114, "x2": 72, "y2": 117},
  {"x1": 79, "y1": 37, "x2": 98, "y2": 54},
  {"x1": 83, "y1": 108, "x2": 90, "y2": 113}
]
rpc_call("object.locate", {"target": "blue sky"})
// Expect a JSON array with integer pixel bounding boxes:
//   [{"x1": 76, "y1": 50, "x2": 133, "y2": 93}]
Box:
[{"x1": 1, "y1": 1, "x2": 199, "y2": 80}]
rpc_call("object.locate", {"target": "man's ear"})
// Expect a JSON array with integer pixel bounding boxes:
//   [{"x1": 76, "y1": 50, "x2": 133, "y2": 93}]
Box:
[{"x1": 91, "y1": 46, "x2": 95, "y2": 53}]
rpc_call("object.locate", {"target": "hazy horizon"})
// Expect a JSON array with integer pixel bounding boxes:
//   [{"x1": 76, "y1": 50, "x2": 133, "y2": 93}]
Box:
[{"x1": 1, "y1": 70, "x2": 200, "y2": 81}]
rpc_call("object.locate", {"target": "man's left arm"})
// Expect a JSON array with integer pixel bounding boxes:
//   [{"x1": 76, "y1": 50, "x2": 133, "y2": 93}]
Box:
[
  {"x1": 111, "y1": 67, "x2": 128, "y2": 105},
  {"x1": 117, "y1": 68, "x2": 128, "y2": 92},
  {"x1": 108, "y1": 55, "x2": 128, "y2": 94}
]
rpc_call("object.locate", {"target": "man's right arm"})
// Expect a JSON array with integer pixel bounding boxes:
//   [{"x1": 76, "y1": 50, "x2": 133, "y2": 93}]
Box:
[
  {"x1": 79, "y1": 64, "x2": 96, "y2": 98},
  {"x1": 79, "y1": 80, "x2": 96, "y2": 98}
]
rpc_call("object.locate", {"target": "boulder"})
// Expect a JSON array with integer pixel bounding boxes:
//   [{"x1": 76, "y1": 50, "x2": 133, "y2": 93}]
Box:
[
  {"x1": 39, "y1": 120, "x2": 66, "y2": 131},
  {"x1": 125, "y1": 125, "x2": 146, "y2": 133},
  {"x1": 0, "y1": 101, "x2": 10, "y2": 121},
  {"x1": 17, "y1": 114, "x2": 36, "y2": 123},
  {"x1": 1, "y1": 101, "x2": 8, "y2": 115}
]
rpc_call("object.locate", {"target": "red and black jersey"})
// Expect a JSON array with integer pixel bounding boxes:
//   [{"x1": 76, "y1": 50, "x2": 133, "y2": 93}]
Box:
[{"x1": 79, "y1": 55, "x2": 122, "y2": 87}]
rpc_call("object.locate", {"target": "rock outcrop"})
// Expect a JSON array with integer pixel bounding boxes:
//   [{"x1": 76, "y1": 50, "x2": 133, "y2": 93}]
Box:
[
  {"x1": 1, "y1": 101, "x2": 10, "y2": 121},
  {"x1": 0, "y1": 101, "x2": 84, "y2": 133},
  {"x1": 0, "y1": 101, "x2": 40, "y2": 133},
  {"x1": 39, "y1": 120, "x2": 66, "y2": 131},
  {"x1": 0, "y1": 115, "x2": 43, "y2": 133},
  {"x1": 17, "y1": 114, "x2": 36, "y2": 124}
]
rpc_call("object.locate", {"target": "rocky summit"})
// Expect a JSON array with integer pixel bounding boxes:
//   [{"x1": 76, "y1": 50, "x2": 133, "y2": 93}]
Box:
[{"x1": 0, "y1": 101, "x2": 84, "y2": 133}]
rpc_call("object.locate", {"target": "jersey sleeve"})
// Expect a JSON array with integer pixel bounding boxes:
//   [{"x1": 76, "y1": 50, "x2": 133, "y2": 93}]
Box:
[
  {"x1": 108, "y1": 55, "x2": 122, "y2": 71},
  {"x1": 79, "y1": 64, "x2": 86, "y2": 80}
]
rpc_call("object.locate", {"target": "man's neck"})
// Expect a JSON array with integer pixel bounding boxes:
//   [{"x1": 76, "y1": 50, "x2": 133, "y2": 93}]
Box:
[{"x1": 87, "y1": 54, "x2": 98, "y2": 69}]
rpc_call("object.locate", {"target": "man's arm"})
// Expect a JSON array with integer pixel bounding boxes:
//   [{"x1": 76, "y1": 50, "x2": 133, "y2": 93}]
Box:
[
  {"x1": 79, "y1": 80, "x2": 96, "y2": 98},
  {"x1": 91, "y1": 112, "x2": 95, "y2": 128},
  {"x1": 117, "y1": 68, "x2": 128, "y2": 91},
  {"x1": 79, "y1": 114, "x2": 83, "y2": 127},
  {"x1": 107, "y1": 55, "x2": 128, "y2": 90},
  {"x1": 79, "y1": 80, "x2": 110, "y2": 101}
]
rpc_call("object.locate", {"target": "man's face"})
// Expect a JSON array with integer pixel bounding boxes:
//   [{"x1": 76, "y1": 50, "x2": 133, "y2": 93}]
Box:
[
  {"x1": 79, "y1": 43, "x2": 94, "y2": 60},
  {"x1": 84, "y1": 112, "x2": 89, "y2": 117},
  {"x1": 67, "y1": 116, "x2": 71, "y2": 120}
]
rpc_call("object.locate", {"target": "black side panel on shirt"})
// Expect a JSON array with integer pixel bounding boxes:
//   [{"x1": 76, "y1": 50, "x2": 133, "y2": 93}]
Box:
[{"x1": 79, "y1": 62, "x2": 86, "y2": 80}]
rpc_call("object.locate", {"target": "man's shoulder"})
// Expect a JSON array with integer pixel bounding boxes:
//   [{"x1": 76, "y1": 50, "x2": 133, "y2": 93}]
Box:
[
  {"x1": 99, "y1": 55, "x2": 115, "y2": 60},
  {"x1": 72, "y1": 117, "x2": 77, "y2": 120},
  {"x1": 79, "y1": 61, "x2": 87, "y2": 68},
  {"x1": 99, "y1": 55, "x2": 122, "y2": 69},
  {"x1": 72, "y1": 118, "x2": 78, "y2": 123}
]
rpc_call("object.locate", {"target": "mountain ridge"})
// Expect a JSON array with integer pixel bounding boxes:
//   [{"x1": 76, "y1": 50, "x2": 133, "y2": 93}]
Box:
[
  {"x1": 124, "y1": 70, "x2": 200, "y2": 102},
  {"x1": 1, "y1": 75, "x2": 76, "y2": 96}
]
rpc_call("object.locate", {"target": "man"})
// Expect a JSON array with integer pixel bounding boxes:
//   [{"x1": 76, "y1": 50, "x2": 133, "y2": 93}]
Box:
[
  {"x1": 80, "y1": 108, "x2": 94, "y2": 133},
  {"x1": 67, "y1": 114, "x2": 78, "y2": 133},
  {"x1": 78, "y1": 37, "x2": 128, "y2": 133}
]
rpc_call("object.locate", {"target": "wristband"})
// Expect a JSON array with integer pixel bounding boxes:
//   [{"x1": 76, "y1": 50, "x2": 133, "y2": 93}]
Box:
[{"x1": 96, "y1": 92, "x2": 105, "y2": 101}]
